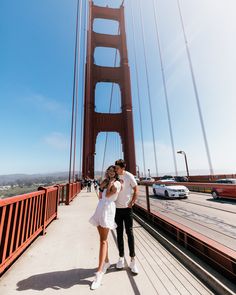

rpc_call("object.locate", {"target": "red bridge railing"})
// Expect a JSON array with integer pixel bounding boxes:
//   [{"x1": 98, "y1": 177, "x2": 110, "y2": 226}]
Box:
[
  {"x1": 0, "y1": 181, "x2": 81, "y2": 275},
  {"x1": 135, "y1": 184, "x2": 236, "y2": 283}
]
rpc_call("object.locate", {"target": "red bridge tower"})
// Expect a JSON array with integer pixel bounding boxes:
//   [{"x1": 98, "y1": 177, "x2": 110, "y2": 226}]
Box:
[{"x1": 82, "y1": 2, "x2": 136, "y2": 178}]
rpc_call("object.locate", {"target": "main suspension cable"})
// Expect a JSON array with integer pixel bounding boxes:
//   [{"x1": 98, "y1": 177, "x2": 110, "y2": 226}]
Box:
[
  {"x1": 69, "y1": 0, "x2": 80, "y2": 183},
  {"x1": 152, "y1": 0, "x2": 178, "y2": 176},
  {"x1": 130, "y1": 1, "x2": 146, "y2": 177},
  {"x1": 177, "y1": 0, "x2": 214, "y2": 175},
  {"x1": 72, "y1": 0, "x2": 83, "y2": 181},
  {"x1": 138, "y1": 0, "x2": 159, "y2": 176}
]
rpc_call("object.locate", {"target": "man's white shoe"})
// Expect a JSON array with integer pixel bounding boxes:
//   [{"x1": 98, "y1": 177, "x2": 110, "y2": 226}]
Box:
[
  {"x1": 91, "y1": 272, "x2": 103, "y2": 290},
  {"x1": 129, "y1": 259, "x2": 139, "y2": 274},
  {"x1": 102, "y1": 261, "x2": 111, "y2": 273},
  {"x1": 116, "y1": 257, "x2": 125, "y2": 269}
]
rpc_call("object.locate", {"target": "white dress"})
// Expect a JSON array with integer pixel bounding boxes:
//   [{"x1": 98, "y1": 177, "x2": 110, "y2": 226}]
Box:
[{"x1": 89, "y1": 181, "x2": 121, "y2": 230}]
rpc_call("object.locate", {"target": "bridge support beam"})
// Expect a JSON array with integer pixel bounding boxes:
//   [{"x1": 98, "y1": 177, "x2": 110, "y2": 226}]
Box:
[{"x1": 82, "y1": 2, "x2": 136, "y2": 179}]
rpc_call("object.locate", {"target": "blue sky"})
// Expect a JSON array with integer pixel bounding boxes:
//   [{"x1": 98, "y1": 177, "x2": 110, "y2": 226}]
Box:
[{"x1": 0, "y1": 0, "x2": 235, "y2": 176}]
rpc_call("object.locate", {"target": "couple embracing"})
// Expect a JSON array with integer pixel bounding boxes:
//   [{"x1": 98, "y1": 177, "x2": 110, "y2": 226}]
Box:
[{"x1": 89, "y1": 159, "x2": 139, "y2": 290}]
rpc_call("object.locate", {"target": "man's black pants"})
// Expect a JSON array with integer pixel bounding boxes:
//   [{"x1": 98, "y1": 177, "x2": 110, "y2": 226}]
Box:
[{"x1": 115, "y1": 208, "x2": 135, "y2": 258}]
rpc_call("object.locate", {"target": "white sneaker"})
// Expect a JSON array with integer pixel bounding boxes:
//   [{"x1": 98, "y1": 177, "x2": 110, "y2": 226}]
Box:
[
  {"x1": 116, "y1": 257, "x2": 125, "y2": 269},
  {"x1": 91, "y1": 272, "x2": 103, "y2": 290},
  {"x1": 102, "y1": 261, "x2": 111, "y2": 273},
  {"x1": 129, "y1": 259, "x2": 139, "y2": 274}
]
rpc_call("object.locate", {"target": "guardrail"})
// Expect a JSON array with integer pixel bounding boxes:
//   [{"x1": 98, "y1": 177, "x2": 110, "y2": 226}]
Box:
[
  {"x1": 0, "y1": 181, "x2": 81, "y2": 275},
  {"x1": 135, "y1": 184, "x2": 236, "y2": 282},
  {"x1": 140, "y1": 181, "x2": 236, "y2": 199},
  {"x1": 66, "y1": 182, "x2": 81, "y2": 205},
  {"x1": 147, "y1": 174, "x2": 236, "y2": 183}
]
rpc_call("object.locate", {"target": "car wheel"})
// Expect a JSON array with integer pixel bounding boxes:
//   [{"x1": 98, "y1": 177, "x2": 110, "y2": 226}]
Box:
[
  {"x1": 212, "y1": 191, "x2": 219, "y2": 199},
  {"x1": 164, "y1": 190, "x2": 169, "y2": 198}
]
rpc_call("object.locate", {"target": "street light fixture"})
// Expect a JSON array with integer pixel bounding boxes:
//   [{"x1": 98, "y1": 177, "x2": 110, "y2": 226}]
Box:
[
  {"x1": 177, "y1": 150, "x2": 190, "y2": 177},
  {"x1": 136, "y1": 165, "x2": 140, "y2": 178}
]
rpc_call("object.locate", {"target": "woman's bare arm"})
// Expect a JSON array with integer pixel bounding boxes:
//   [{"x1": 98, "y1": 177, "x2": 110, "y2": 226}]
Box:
[
  {"x1": 106, "y1": 181, "x2": 117, "y2": 197},
  {"x1": 98, "y1": 191, "x2": 102, "y2": 199}
]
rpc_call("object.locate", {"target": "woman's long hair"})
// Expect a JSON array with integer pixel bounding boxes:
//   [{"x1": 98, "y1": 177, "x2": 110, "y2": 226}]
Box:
[{"x1": 105, "y1": 165, "x2": 120, "y2": 181}]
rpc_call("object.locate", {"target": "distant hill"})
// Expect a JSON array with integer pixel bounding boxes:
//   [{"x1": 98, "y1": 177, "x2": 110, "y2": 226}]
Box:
[
  {"x1": 0, "y1": 172, "x2": 70, "y2": 186},
  {"x1": 0, "y1": 171, "x2": 105, "y2": 186}
]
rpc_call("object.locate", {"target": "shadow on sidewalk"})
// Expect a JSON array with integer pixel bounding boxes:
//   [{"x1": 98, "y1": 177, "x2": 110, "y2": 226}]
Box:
[{"x1": 16, "y1": 268, "x2": 97, "y2": 291}]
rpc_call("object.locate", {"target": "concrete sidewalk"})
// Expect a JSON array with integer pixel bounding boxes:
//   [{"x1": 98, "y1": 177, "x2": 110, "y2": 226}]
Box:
[{"x1": 0, "y1": 189, "x2": 214, "y2": 294}]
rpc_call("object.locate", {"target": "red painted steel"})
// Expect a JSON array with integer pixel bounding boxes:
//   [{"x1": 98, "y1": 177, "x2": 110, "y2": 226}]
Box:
[
  {"x1": 0, "y1": 191, "x2": 45, "y2": 274},
  {"x1": 188, "y1": 174, "x2": 236, "y2": 183},
  {"x1": 152, "y1": 174, "x2": 236, "y2": 183},
  {"x1": 56, "y1": 182, "x2": 81, "y2": 205},
  {"x1": 82, "y1": 3, "x2": 136, "y2": 178},
  {"x1": 58, "y1": 184, "x2": 67, "y2": 204},
  {"x1": 9, "y1": 202, "x2": 18, "y2": 256},
  {"x1": 0, "y1": 181, "x2": 81, "y2": 275},
  {"x1": 135, "y1": 185, "x2": 236, "y2": 282}
]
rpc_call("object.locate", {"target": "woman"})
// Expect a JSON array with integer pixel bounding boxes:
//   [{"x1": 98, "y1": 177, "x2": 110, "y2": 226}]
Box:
[{"x1": 89, "y1": 165, "x2": 121, "y2": 290}]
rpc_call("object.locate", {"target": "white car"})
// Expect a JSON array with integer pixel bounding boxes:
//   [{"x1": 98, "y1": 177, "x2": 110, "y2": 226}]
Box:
[
  {"x1": 142, "y1": 177, "x2": 155, "y2": 183},
  {"x1": 158, "y1": 179, "x2": 175, "y2": 183},
  {"x1": 152, "y1": 183, "x2": 189, "y2": 199}
]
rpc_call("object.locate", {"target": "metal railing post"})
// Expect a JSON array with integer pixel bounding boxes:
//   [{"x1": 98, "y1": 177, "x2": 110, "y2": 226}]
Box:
[
  {"x1": 66, "y1": 183, "x2": 70, "y2": 205},
  {"x1": 145, "y1": 185, "x2": 150, "y2": 213},
  {"x1": 38, "y1": 187, "x2": 48, "y2": 235}
]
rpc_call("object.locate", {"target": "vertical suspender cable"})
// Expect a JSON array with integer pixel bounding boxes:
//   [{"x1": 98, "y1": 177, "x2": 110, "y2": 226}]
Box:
[
  {"x1": 137, "y1": 0, "x2": 159, "y2": 176},
  {"x1": 120, "y1": 0, "x2": 126, "y2": 161},
  {"x1": 79, "y1": 0, "x2": 88, "y2": 179},
  {"x1": 177, "y1": 0, "x2": 214, "y2": 175},
  {"x1": 72, "y1": 60, "x2": 78, "y2": 182},
  {"x1": 152, "y1": 0, "x2": 178, "y2": 176},
  {"x1": 130, "y1": 1, "x2": 146, "y2": 177},
  {"x1": 72, "y1": 0, "x2": 83, "y2": 181},
  {"x1": 69, "y1": 0, "x2": 80, "y2": 183},
  {"x1": 120, "y1": 0, "x2": 125, "y2": 161}
]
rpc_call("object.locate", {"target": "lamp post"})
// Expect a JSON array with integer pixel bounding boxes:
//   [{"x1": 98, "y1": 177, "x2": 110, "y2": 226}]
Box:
[
  {"x1": 148, "y1": 168, "x2": 151, "y2": 177},
  {"x1": 177, "y1": 150, "x2": 189, "y2": 177},
  {"x1": 136, "y1": 164, "x2": 140, "y2": 178}
]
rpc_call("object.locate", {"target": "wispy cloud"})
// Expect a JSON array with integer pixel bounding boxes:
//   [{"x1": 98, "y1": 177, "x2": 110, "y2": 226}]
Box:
[
  {"x1": 43, "y1": 132, "x2": 69, "y2": 150},
  {"x1": 25, "y1": 93, "x2": 70, "y2": 117}
]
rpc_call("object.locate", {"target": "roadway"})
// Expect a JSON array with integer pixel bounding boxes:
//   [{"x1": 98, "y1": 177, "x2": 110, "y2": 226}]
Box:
[{"x1": 138, "y1": 186, "x2": 236, "y2": 251}]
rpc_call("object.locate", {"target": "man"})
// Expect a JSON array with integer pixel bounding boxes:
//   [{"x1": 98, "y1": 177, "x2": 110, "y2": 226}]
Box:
[{"x1": 114, "y1": 159, "x2": 139, "y2": 274}]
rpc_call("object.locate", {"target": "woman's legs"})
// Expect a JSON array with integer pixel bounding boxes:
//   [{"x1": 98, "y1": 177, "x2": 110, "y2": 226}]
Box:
[
  {"x1": 105, "y1": 242, "x2": 109, "y2": 263},
  {"x1": 97, "y1": 226, "x2": 109, "y2": 272}
]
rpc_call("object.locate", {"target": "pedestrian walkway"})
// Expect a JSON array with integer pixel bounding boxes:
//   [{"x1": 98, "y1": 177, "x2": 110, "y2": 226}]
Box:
[{"x1": 0, "y1": 189, "x2": 214, "y2": 294}]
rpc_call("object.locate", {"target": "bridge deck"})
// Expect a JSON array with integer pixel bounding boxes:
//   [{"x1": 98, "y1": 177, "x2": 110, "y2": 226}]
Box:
[{"x1": 0, "y1": 190, "x2": 214, "y2": 295}]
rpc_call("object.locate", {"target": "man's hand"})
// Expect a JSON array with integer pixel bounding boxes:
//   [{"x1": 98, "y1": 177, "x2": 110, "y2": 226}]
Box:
[
  {"x1": 128, "y1": 185, "x2": 138, "y2": 207},
  {"x1": 128, "y1": 200, "x2": 135, "y2": 208}
]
